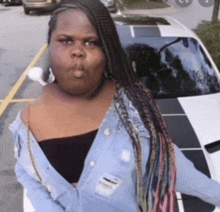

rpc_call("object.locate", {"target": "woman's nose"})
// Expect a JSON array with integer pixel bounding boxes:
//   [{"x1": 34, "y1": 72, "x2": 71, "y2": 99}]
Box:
[{"x1": 70, "y1": 44, "x2": 85, "y2": 58}]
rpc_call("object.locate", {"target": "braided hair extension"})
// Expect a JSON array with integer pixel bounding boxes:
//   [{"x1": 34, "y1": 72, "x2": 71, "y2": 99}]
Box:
[
  {"x1": 114, "y1": 87, "x2": 145, "y2": 212},
  {"x1": 47, "y1": 0, "x2": 176, "y2": 211},
  {"x1": 114, "y1": 83, "x2": 176, "y2": 212},
  {"x1": 122, "y1": 83, "x2": 177, "y2": 211}
]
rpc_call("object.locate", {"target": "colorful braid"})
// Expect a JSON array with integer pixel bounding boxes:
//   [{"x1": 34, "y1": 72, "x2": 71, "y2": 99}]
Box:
[{"x1": 122, "y1": 83, "x2": 177, "y2": 211}]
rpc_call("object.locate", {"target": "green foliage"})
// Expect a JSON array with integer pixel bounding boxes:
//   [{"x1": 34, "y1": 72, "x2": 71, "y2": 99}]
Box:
[
  {"x1": 123, "y1": 0, "x2": 166, "y2": 7},
  {"x1": 123, "y1": 0, "x2": 142, "y2": 6},
  {"x1": 194, "y1": 21, "x2": 220, "y2": 71}
]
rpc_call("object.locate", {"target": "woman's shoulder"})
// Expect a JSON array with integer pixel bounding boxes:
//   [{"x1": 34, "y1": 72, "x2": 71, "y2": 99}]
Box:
[
  {"x1": 21, "y1": 84, "x2": 51, "y2": 126},
  {"x1": 21, "y1": 99, "x2": 43, "y2": 126},
  {"x1": 20, "y1": 99, "x2": 44, "y2": 135},
  {"x1": 9, "y1": 99, "x2": 42, "y2": 137}
]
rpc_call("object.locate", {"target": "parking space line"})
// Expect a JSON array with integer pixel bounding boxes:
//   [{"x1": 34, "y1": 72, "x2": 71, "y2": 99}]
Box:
[
  {"x1": 0, "y1": 99, "x2": 36, "y2": 103},
  {"x1": 0, "y1": 44, "x2": 48, "y2": 118}
]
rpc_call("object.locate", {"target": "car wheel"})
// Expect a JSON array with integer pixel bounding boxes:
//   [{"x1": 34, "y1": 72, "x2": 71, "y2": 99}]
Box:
[{"x1": 24, "y1": 7, "x2": 30, "y2": 14}]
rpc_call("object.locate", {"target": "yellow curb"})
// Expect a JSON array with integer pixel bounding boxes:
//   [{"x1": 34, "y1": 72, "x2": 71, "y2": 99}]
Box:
[
  {"x1": 0, "y1": 99, "x2": 36, "y2": 103},
  {"x1": 0, "y1": 44, "x2": 48, "y2": 117}
]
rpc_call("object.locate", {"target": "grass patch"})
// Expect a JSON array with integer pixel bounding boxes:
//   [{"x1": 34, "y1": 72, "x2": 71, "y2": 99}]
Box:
[
  {"x1": 194, "y1": 21, "x2": 220, "y2": 71},
  {"x1": 124, "y1": 0, "x2": 170, "y2": 9}
]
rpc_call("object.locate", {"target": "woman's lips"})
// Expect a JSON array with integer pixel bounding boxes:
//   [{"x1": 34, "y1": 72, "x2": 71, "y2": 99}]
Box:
[
  {"x1": 70, "y1": 64, "x2": 85, "y2": 78},
  {"x1": 72, "y1": 70, "x2": 84, "y2": 78}
]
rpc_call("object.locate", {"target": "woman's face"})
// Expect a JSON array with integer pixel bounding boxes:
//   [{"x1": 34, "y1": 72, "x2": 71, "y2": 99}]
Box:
[{"x1": 49, "y1": 9, "x2": 107, "y2": 96}]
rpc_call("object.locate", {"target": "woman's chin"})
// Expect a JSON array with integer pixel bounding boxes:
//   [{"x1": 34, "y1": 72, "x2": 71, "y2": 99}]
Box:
[
  {"x1": 55, "y1": 77, "x2": 106, "y2": 98},
  {"x1": 59, "y1": 84, "x2": 99, "y2": 98}
]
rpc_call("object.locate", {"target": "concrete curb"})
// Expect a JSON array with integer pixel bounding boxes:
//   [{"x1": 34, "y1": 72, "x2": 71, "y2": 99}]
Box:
[
  {"x1": 121, "y1": 2, "x2": 180, "y2": 15},
  {"x1": 122, "y1": 8, "x2": 179, "y2": 16}
]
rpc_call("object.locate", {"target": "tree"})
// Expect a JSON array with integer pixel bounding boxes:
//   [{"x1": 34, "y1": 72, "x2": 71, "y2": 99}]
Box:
[{"x1": 212, "y1": 0, "x2": 220, "y2": 23}]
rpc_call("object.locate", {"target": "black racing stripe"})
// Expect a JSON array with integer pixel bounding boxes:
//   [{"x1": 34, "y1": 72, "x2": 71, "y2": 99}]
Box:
[
  {"x1": 155, "y1": 99, "x2": 200, "y2": 148},
  {"x1": 180, "y1": 150, "x2": 215, "y2": 212},
  {"x1": 182, "y1": 150, "x2": 211, "y2": 177},
  {"x1": 156, "y1": 98, "x2": 185, "y2": 114},
  {"x1": 181, "y1": 195, "x2": 215, "y2": 212},
  {"x1": 156, "y1": 99, "x2": 215, "y2": 211},
  {"x1": 133, "y1": 26, "x2": 161, "y2": 37},
  {"x1": 163, "y1": 116, "x2": 200, "y2": 148}
]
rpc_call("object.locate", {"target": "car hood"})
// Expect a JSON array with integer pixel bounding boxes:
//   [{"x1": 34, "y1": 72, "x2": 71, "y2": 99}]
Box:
[
  {"x1": 178, "y1": 93, "x2": 220, "y2": 178},
  {"x1": 157, "y1": 92, "x2": 220, "y2": 211}
]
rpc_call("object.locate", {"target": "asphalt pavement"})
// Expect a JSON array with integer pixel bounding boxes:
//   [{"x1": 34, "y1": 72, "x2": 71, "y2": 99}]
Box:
[{"x1": 0, "y1": 5, "x2": 48, "y2": 211}]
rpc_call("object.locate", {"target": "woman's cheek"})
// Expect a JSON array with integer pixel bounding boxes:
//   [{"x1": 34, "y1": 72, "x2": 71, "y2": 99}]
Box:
[
  {"x1": 51, "y1": 50, "x2": 66, "y2": 69},
  {"x1": 91, "y1": 53, "x2": 106, "y2": 72}
]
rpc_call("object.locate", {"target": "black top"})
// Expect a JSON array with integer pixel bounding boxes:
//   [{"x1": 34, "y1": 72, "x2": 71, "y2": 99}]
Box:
[{"x1": 39, "y1": 129, "x2": 98, "y2": 183}]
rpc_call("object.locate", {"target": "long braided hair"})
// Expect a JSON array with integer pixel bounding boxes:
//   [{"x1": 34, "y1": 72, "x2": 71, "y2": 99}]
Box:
[{"x1": 48, "y1": 0, "x2": 176, "y2": 211}]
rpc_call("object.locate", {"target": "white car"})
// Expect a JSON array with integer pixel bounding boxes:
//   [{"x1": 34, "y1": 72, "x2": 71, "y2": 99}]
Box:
[{"x1": 114, "y1": 14, "x2": 220, "y2": 212}]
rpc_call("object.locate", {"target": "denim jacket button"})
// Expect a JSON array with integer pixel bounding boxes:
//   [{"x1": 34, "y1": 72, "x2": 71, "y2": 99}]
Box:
[
  {"x1": 104, "y1": 128, "x2": 110, "y2": 136},
  {"x1": 90, "y1": 161, "x2": 96, "y2": 168}
]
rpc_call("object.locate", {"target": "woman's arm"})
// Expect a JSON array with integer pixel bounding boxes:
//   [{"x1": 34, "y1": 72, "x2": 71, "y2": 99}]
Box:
[
  {"x1": 15, "y1": 162, "x2": 66, "y2": 212},
  {"x1": 174, "y1": 144, "x2": 220, "y2": 206}
]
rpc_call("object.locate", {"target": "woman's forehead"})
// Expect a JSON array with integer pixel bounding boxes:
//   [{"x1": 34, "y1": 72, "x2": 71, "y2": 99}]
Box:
[{"x1": 55, "y1": 9, "x2": 97, "y2": 35}]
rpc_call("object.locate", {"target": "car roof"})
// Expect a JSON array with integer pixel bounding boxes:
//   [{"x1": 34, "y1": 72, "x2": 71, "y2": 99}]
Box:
[{"x1": 113, "y1": 14, "x2": 198, "y2": 39}]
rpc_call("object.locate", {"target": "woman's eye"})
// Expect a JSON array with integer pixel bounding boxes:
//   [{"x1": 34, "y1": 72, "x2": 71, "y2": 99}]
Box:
[
  {"x1": 59, "y1": 39, "x2": 73, "y2": 44},
  {"x1": 85, "y1": 40, "x2": 98, "y2": 46}
]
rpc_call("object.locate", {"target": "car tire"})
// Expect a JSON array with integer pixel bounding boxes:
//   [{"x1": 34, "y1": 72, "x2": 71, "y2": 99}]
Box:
[{"x1": 24, "y1": 7, "x2": 30, "y2": 14}]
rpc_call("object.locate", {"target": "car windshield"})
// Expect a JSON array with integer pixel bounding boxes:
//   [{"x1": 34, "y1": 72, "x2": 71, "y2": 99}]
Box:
[{"x1": 122, "y1": 37, "x2": 220, "y2": 99}]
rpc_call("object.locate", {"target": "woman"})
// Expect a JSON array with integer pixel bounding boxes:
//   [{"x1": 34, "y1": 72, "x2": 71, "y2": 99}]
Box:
[{"x1": 10, "y1": 0, "x2": 220, "y2": 211}]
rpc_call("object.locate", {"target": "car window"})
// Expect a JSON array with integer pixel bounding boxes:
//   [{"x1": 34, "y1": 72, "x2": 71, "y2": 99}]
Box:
[{"x1": 122, "y1": 37, "x2": 220, "y2": 99}]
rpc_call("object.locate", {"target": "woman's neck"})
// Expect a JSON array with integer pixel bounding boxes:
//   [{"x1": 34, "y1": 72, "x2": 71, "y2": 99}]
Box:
[{"x1": 41, "y1": 79, "x2": 116, "y2": 106}]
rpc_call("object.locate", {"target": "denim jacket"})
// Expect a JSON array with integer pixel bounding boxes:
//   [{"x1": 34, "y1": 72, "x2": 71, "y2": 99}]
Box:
[{"x1": 9, "y1": 94, "x2": 220, "y2": 212}]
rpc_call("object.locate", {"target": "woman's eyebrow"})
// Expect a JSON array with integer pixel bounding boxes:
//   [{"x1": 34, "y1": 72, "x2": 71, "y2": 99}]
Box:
[{"x1": 56, "y1": 33, "x2": 99, "y2": 39}]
